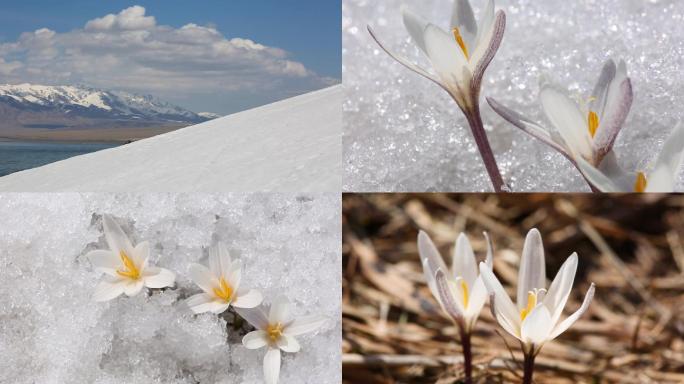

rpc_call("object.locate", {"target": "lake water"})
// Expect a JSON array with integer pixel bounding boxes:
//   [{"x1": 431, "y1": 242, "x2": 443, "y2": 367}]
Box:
[{"x1": 0, "y1": 140, "x2": 119, "y2": 177}]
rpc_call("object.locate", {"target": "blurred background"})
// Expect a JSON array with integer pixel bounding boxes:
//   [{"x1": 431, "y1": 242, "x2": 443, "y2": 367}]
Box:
[{"x1": 342, "y1": 193, "x2": 684, "y2": 383}]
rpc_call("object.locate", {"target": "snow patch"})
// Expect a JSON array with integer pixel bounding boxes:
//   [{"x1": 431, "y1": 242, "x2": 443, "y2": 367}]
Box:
[{"x1": 0, "y1": 86, "x2": 341, "y2": 192}]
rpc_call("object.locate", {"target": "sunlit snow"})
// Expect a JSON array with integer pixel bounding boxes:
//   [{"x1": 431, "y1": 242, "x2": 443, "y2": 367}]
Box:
[
  {"x1": 343, "y1": 0, "x2": 684, "y2": 192},
  {"x1": 0, "y1": 193, "x2": 340, "y2": 383}
]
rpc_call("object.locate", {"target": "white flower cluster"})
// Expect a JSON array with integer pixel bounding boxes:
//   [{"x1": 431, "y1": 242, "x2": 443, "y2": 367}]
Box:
[{"x1": 87, "y1": 214, "x2": 327, "y2": 384}]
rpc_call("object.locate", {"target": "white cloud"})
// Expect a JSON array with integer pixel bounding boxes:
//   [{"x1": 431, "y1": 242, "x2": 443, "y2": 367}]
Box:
[
  {"x1": 0, "y1": 5, "x2": 334, "y2": 111},
  {"x1": 85, "y1": 5, "x2": 156, "y2": 31}
]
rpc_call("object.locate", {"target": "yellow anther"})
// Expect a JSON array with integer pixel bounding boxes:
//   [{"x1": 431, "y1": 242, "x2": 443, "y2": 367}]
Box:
[
  {"x1": 520, "y1": 291, "x2": 537, "y2": 321},
  {"x1": 266, "y1": 323, "x2": 284, "y2": 341},
  {"x1": 634, "y1": 172, "x2": 648, "y2": 193},
  {"x1": 116, "y1": 250, "x2": 140, "y2": 280},
  {"x1": 588, "y1": 111, "x2": 599, "y2": 138},
  {"x1": 460, "y1": 280, "x2": 469, "y2": 308},
  {"x1": 452, "y1": 27, "x2": 469, "y2": 60},
  {"x1": 212, "y1": 277, "x2": 233, "y2": 302}
]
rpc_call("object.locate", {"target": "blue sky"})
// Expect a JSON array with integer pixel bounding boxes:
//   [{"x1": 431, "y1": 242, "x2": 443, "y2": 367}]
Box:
[{"x1": 0, "y1": 1, "x2": 340, "y2": 114}]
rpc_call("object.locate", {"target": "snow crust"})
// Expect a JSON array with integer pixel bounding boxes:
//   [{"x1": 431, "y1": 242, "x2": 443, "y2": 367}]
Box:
[
  {"x1": 343, "y1": 0, "x2": 684, "y2": 192},
  {"x1": 0, "y1": 86, "x2": 341, "y2": 192},
  {"x1": 0, "y1": 193, "x2": 341, "y2": 384}
]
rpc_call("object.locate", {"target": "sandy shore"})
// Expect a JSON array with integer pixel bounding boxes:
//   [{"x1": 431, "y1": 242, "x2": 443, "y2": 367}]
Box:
[{"x1": 0, "y1": 126, "x2": 185, "y2": 143}]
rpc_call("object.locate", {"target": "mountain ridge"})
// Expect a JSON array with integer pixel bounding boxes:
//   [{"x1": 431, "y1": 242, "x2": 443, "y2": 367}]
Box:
[{"x1": 0, "y1": 83, "x2": 211, "y2": 124}]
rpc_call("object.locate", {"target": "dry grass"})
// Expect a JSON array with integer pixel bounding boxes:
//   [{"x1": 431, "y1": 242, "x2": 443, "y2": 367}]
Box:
[{"x1": 342, "y1": 193, "x2": 684, "y2": 383}]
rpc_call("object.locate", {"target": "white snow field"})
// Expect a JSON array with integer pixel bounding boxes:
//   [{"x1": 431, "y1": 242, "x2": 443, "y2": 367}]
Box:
[
  {"x1": 0, "y1": 193, "x2": 341, "y2": 384},
  {"x1": 343, "y1": 0, "x2": 684, "y2": 192},
  {"x1": 0, "y1": 85, "x2": 341, "y2": 192}
]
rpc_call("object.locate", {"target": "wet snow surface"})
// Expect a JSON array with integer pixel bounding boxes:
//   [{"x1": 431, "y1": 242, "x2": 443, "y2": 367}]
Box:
[
  {"x1": 343, "y1": 0, "x2": 684, "y2": 191},
  {"x1": 0, "y1": 86, "x2": 341, "y2": 192},
  {"x1": 0, "y1": 193, "x2": 340, "y2": 384}
]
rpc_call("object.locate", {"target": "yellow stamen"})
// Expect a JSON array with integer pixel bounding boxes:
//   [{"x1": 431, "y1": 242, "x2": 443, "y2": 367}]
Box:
[
  {"x1": 266, "y1": 323, "x2": 284, "y2": 341},
  {"x1": 520, "y1": 291, "x2": 537, "y2": 321},
  {"x1": 460, "y1": 280, "x2": 469, "y2": 309},
  {"x1": 452, "y1": 27, "x2": 469, "y2": 60},
  {"x1": 634, "y1": 172, "x2": 647, "y2": 193},
  {"x1": 212, "y1": 277, "x2": 233, "y2": 302},
  {"x1": 116, "y1": 250, "x2": 140, "y2": 280},
  {"x1": 588, "y1": 111, "x2": 599, "y2": 138}
]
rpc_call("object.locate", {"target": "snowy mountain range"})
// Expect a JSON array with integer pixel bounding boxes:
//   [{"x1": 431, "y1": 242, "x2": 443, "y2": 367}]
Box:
[{"x1": 0, "y1": 84, "x2": 217, "y2": 126}]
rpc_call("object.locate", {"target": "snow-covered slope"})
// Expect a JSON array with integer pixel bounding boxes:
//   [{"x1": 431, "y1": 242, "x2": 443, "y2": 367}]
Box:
[
  {"x1": 0, "y1": 83, "x2": 206, "y2": 123},
  {"x1": 0, "y1": 85, "x2": 341, "y2": 192}
]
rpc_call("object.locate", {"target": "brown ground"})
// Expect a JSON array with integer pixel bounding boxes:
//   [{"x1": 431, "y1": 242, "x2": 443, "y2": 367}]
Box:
[
  {"x1": 0, "y1": 125, "x2": 185, "y2": 143},
  {"x1": 342, "y1": 193, "x2": 684, "y2": 383}
]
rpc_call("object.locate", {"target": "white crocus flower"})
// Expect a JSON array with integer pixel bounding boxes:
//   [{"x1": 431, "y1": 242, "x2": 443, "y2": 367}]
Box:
[
  {"x1": 238, "y1": 295, "x2": 327, "y2": 384},
  {"x1": 186, "y1": 242, "x2": 263, "y2": 314},
  {"x1": 369, "y1": 0, "x2": 505, "y2": 112},
  {"x1": 478, "y1": 228, "x2": 595, "y2": 355},
  {"x1": 576, "y1": 121, "x2": 684, "y2": 192},
  {"x1": 369, "y1": 0, "x2": 508, "y2": 192},
  {"x1": 418, "y1": 230, "x2": 493, "y2": 332},
  {"x1": 87, "y1": 215, "x2": 176, "y2": 302},
  {"x1": 487, "y1": 59, "x2": 641, "y2": 191}
]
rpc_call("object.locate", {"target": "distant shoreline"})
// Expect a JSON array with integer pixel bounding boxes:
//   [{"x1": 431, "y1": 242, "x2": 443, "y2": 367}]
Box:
[{"x1": 0, "y1": 125, "x2": 186, "y2": 144}]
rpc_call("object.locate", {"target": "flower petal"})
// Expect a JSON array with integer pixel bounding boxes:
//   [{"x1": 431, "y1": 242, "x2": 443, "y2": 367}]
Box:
[
  {"x1": 236, "y1": 306, "x2": 270, "y2": 330},
  {"x1": 464, "y1": 275, "x2": 488, "y2": 320},
  {"x1": 470, "y1": 10, "x2": 505, "y2": 96},
  {"x1": 87, "y1": 250, "x2": 119, "y2": 277},
  {"x1": 479, "y1": 262, "x2": 520, "y2": 332},
  {"x1": 401, "y1": 7, "x2": 428, "y2": 54},
  {"x1": 143, "y1": 267, "x2": 175, "y2": 289},
  {"x1": 435, "y1": 269, "x2": 464, "y2": 320},
  {"x1": 589, "y1": 59, "x2": 617, "y2": 121},
  {"x1": 488, "y1": 292, "x2": 521, "y2": 340},
  {"x1": 453, "y1": 233, "x2": 478, "y2": 287},
  {"x1": 285, "y1": 314, "x2": 327, "y2": 336},
  {"x1": 263, "y1": 347, "x2": 281, "y2": 384},
  {"x1": 209, "y1": 241, "x2": 232, "y2": 278},
  {"x1": 367, "y1": 26, "x2": 444, "y2": 88},
  {"x1": 540, "y1": 84, "x2": 593, "y2": 160},
  {"x1": 542, "y1": 253, "x2": 577, "y2": 326},
  {"x1": 520, "y1": 304, "x2": 553, "y2": 345},
  {"x1": 269, "y1": 295, "x2": 292, "y2": 325},
  {"x1": 92, "y1": 276, "x2": 126, "y2": 302},
  {"x1": 517, "y1": 228, "x2": 546, "y2": 311},
  {"x1": 189, "y1": 263, "x2": 215, "y2": 294},
  {"x1": 483, "y1": 231, "x2": 494, "y2": 268},
  {"x1": 243, "y1": 330, "x2": 269, "y2": 349},
  {"x1": 227, "y1": 260, "x2": 243, "y2": 296},
  {"x1": 473, "y1": 0, "x2": 495, "y2": 49},
  {"x1": 132, "y1": 241, "x2": 149, "y2": 272},
  {"x1": 186, "y1": 293, "x2": 224, "y2": 314},
  {"x1": 646, "y1": 121, "x2": 684, "y2": 192},
  {"x1": 549, "y1": 283, "x2": 595, "y2": 339},
  {"x1": 597, "y1": 152, "x2": 637, "y2": 190},
  {"x1": 102, "y1": 215, "x2": 135, "y2": 257},
  {"x1": 417, "y1": 231, "x2": 449, "y2": 301},
  {"x1": 232, "y1": 289, "x2": 263, "y2": 309},
  {"x1": 593, "y1": 76, "x2": 632, "y2": 163},
  {"x1": 576, "y1": 157, "x2": 623, "y2": 192},
  {"x1": 450, "y1": 0, "x2": 477, "y2": 47},
  {"x1": 423, "y1": 24, "x2": 468, "y2": 86},
  {"x1": 487, "y1": 97, "x2": 570, "y2": 157},
  {"x1": 277, "y1": 334, "x2": 301, "y2": 353},
  {"x1": 123, "y1": 279, "x2": 144, "y2": 297}
]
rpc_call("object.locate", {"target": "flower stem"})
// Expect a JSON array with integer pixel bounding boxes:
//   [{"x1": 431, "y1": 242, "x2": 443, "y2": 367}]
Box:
[
  {"x1": 458, "y1": 325, "x2": 473, "y2": 384},
  {"x1": 464, "y1": 105, "x2": 507, "y2": 193},
  {"x1": 522, "y1": 351, "x2": 536, "y2": 384}
]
